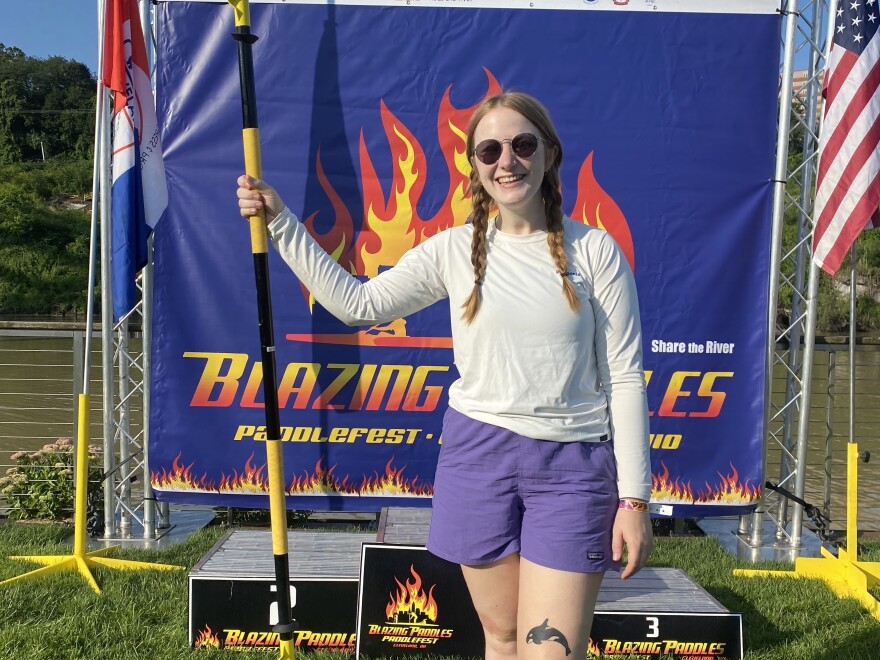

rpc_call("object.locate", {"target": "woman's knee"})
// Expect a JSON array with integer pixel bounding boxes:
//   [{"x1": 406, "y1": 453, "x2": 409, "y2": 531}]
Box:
[
  {"x1": 460, "y1": 554, "x2": 521, "y2": 657},
  {"x1": 479, "y1": 614, "x2": 518, "y2": 655}
]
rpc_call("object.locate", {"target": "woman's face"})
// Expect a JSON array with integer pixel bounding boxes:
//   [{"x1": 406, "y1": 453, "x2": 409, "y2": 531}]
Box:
[{"x1": 471, "y1": 107, "x2": 551, "y2": 220}]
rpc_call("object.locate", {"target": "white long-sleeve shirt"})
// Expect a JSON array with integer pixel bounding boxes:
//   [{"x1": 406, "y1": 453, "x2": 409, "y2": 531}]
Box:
[{"x1": 268, "y1": 209, "x2": 652, "y2": 500}]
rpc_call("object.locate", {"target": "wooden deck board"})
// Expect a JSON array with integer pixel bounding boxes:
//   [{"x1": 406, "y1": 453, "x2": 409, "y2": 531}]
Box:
[{"x1": 192, "y1": 529, "x2": 376, "y2": 579}]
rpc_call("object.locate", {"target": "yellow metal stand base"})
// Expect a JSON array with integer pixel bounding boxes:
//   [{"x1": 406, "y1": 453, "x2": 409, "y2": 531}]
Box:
[
  {"x1": 735, "y1": 444, "x2": 880, "y2": 620},
  {"x1": 735, "y1": 545, "x2": 880, "y2": 620},
  {"x1": 1, "y1": 546, "x2": 184, "y2": 594}
]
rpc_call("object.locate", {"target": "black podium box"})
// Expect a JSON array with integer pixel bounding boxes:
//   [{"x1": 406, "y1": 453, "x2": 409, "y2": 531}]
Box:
[{"x1": 188, "y1": 529, "x2": 373, "y2": 652}]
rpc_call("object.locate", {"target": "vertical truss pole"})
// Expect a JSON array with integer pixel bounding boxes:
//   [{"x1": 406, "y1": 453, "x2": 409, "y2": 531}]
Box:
[
  {"x1": 823, "y1": 350, "x2": 835, "y2": 520},
  {"x1": 750, "y1": 0, "x2": 831, "y2": 549},
  {"x1": 789, "y1": 0, "x2": 827, "y2": 546},
  {"x1": 138, "y1": 0, "x2": 157, "y2": 541},
  {"x1": 99, "y1": 51, "x2": 117, "y2": 538},
  {"x1": 751, "y1": 0, "x2": 801, "y2": 546},
  {"x1": 792, "y1": 228, "x2": 822, "y2": 545},
  {"x1": 117, "y1": 320, "x2": 132, "y2": 537},
  {"x1": 143, "y1": 236, "x2": 156, "y2": 538},
  {"x1": 791, "y1": 0, "x2": 836, "y2": 546}
]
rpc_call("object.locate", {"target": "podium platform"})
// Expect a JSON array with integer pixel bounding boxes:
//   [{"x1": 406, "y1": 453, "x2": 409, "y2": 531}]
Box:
[
  {"x1": 189, "y1": 529, "x2": 373, "y2": 652},
  {"x1": 370, "y1": 507, "x2": 743, "y2": 658},
  {"x1": 189, "y1": 508, "x2": 743, "y2": 658}
]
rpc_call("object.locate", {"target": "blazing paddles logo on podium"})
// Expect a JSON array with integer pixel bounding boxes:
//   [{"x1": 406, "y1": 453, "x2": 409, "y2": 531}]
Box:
[
  {"x1": 357, "y1": 544, "x2": 484, "y2": 658},
  {"x1": 588, "y1": 612, "x2": 744, "y2": 659}
]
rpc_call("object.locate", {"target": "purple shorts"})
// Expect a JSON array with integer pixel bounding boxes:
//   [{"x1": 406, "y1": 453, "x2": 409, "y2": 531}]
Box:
[{"x1": 427, "y1": 408, "x2": 619, "y2": 574}]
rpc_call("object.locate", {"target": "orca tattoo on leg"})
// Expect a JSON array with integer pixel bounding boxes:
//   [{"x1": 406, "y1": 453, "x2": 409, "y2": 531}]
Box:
[{"x1": 525, "y1": 619, "x2": 571, "y2": 656}]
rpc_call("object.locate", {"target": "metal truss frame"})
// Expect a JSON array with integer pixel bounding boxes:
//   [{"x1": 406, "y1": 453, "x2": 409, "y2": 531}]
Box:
[{"x1": 744, "y1": 0, "x2": 832, "y2": 551}]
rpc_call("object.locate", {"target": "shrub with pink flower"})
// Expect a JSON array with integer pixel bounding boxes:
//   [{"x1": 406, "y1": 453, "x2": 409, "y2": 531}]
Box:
[{"x1": 0, "y1": 438, "x2": 103, "y2": 520}]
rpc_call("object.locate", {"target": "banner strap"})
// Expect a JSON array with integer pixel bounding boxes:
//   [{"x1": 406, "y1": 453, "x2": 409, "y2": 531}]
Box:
[{"x1": 765, "y1": 481, "x2": 831, "y2": 541}]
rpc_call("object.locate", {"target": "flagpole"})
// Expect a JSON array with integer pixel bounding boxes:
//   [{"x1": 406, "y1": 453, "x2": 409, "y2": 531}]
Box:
[
  {"x1": 99, "y1": 0, "x2": 118, "y2": 540},
  {"x1": 140, "y1": 0, "x2": 157, "y2": 541},
  {"x1": 847, "y1": 243, "x2": 857, "y2": 557},
  {"x1": 227, "y1": 2, "x2": 296, "y2": 658}
]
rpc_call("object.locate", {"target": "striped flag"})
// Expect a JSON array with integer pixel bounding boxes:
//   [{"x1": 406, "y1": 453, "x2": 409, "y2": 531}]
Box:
[
  {"x1": 812, "y1": 0, "x2": 880, "y2": 275},
  {"x1": 102, "y1": 0, "x2": 168, "y2": 320}
]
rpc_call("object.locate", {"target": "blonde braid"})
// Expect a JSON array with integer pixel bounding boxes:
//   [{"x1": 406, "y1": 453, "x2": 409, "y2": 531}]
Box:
[
  {"x1": 461, "y1": 176, "x2": 493, "y2": 324},
  {"x1": 544, "y1": 178, "x2": 580, "y2": 312}
]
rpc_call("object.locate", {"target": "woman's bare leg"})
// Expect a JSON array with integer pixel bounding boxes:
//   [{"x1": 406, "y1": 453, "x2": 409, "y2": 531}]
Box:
[
  {"x1": 517, "y1": 557, "x2": 604, "y2": 659},
  {"x1": 460, "y1": 553, "x2": 521, "y2": 660}
]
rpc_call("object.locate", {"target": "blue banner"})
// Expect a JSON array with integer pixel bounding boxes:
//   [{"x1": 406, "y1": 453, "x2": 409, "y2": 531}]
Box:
[{"x1": 150, "y1": 1, "x2": 779, "y2": 515}]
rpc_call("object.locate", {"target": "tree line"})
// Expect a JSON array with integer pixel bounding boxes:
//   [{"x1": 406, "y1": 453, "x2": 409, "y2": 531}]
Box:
[
  {"x1": 0, "y1": 44, "x2": 95, "y2": 163},
  {"x1": 0, "y1": 45, "x2": 94, "y2": 316}
]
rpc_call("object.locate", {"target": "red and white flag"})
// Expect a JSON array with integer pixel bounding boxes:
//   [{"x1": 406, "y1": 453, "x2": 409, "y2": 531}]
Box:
[
  {"x1": 102, "y1": 0, "x2": 168, "y2": 320},
  {"x1": 812, "y1": 0, "x2": 880, "y2": 275}
]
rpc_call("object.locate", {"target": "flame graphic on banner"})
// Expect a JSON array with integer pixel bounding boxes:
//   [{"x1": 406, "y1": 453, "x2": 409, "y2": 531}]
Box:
[
  {"x1": 286, "y1": 458, "x2": 434, "y2": 496},
  {"x1": 151, "y1": 454, "x2": 216, "y2": 492},
  {"x1": 304, "y1": 69, "x2": 502, "y2": 280},
  {"x1": 194, "y1": 625, "x2": 221, "y2": 649},
  {"x1": 287, "y1": 458, "x2": 342, "y2": 495},
  {"x1": 386, "y1": 564, "x2": 438, "y2": 624},
  {"x1": 288, "y1": 68, "x2": 634, "y2": 347},
  {"x1": 651, "y1": 462, "x2": 695, "y2": 503},
  {"x1": 152, "y1": 455, "x2": 431, "y2": 497},
  {"x1": 219, "y1": 454, "x2": 268, "y2": 493},
  {"x1": 358, "y1": 458, "x2": 433, "y2": 497},
  {"x1": 652, "y1": 461, "x2": 760, "y2": 505},
  {"x1": 696, "y1": 464, "x2": 761, "y2": 505},
  {"x1": 587, "y1": 637, "x2": 601, "y2": 657},
  {"x1": 571, "y1": 151, "x2": 635, "y2": 270}
]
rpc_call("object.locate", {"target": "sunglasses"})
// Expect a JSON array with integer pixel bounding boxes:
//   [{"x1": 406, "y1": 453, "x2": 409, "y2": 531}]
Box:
[{"x1": 473, "y1": 132, "x2": 545, "y2": 165}]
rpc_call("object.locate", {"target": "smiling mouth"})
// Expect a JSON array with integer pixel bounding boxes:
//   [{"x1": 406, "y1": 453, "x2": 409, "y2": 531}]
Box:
[{"x1": 496, "y1": 174, "x2": 525, "y2": 184}]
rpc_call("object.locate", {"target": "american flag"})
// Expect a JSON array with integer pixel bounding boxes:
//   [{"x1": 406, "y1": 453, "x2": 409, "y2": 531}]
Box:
[{"x1": 812, "y1": 0, "x2": 880, "y2": 275}]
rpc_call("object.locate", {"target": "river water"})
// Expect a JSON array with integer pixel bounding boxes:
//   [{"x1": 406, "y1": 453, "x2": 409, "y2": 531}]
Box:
[{"x1": 1, "y1": 333, "x2": 878, "y2": 530}]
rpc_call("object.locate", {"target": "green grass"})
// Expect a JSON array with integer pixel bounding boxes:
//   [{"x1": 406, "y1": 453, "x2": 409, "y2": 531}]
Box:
[
  {"x1": 649, "y1": 536, "x2": 880, "y2": 660},
  {"x1": 1, "y1": 522, "x2": 879, "y2": 659},
  {"x1": 0, "y1": 523, "x2": 236, "y2": 660}
]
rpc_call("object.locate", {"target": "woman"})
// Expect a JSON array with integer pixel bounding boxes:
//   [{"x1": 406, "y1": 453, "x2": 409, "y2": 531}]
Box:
[{"x1": 236, "y1": 91, "x2": 652, "y2": 659}]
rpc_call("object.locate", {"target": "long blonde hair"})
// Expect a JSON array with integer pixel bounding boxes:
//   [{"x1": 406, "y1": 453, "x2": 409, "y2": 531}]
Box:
[{"x1": 461, "y1": 92, "x2": 579, "y2": 324}]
